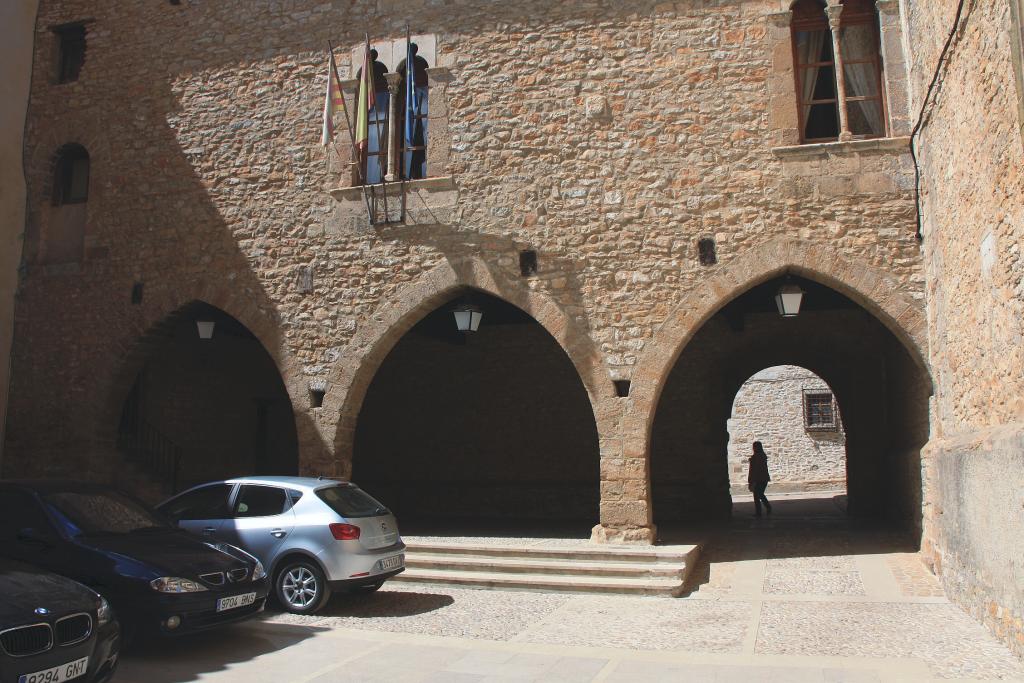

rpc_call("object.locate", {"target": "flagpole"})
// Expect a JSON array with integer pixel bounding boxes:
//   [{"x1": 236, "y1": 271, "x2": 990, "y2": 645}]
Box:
[
  {"x1": 366, "y1": 33, "x2": 391, "y2": 224},
  {"x1": 327, "y1": 40, "x2": 373, "y2": 223},
  {"x1": 400, "y1": 25, "x2": 410, "y2": 222}
]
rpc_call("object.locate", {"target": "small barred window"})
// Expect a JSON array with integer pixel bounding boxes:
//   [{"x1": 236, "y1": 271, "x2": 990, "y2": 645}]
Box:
[{"x1": 803, "y1": 391, "x2": 838, "y2": 431}]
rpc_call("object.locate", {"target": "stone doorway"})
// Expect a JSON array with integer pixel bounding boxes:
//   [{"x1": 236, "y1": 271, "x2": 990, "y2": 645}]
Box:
[
  {"x1": 650, "y1": 275, "x2": 930, "y2": 534},
  {"x1": 351, "y1": 289, "x2": 600, "y2": 534},
  {"x1": 115, "y1": 301, "x2": 299, "y2": 498}
]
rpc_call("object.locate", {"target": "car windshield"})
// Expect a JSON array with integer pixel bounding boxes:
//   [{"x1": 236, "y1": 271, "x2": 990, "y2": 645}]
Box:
[
  {"x1": 316, "y1": 485, "x2": 389, "y2": 518},
  {"x1": 43, "y1": 490, "x2": 169, "y2": 536}
]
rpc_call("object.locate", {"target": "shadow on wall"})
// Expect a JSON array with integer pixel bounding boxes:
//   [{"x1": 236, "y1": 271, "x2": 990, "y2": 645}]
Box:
[{"x1": 6, "y1": 23, "x2": 332, "y2": 483}]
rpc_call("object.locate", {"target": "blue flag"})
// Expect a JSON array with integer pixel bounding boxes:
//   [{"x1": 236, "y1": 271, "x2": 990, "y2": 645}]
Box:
[{"x1": 403, "y1": 33, "x2": 417, "y2": 150}]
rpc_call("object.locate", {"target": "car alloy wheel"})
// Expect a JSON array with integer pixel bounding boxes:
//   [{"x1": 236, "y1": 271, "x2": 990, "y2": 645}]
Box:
[{"x1": 276, "y1": 561, "x2": 331, "y2": 614}]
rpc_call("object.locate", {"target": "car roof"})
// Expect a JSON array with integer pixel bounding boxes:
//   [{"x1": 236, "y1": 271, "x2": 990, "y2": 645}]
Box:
[{"x1": 219, "y1": 476, "x2": 353, "y2": 492}]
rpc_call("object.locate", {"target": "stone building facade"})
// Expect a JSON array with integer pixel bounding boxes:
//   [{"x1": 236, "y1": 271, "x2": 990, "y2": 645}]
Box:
[
  {"x1": 903, "y1": 0, "x2": 1024, "y2": 657},
  {"x1": 1, "y1": 0, "x2": 1020, "y2": 657},
  {"x1": 726, "y1": 365, "x2": 846, "y2": 492}
]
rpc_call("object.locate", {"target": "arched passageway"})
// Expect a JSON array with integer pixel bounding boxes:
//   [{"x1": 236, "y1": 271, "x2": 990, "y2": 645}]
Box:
[
  {"x1": 116, "y1": 301, "x2": 298, "y2": 495},
  {"x1": 352, "y1": 289, "x2": 600, "y2": 530},
  {"x1": 726, "y1": 365, "x2": 848, "y2": 496},
  {"x1": 651, "y1": 275, "x2": 929, "y2": 532}
]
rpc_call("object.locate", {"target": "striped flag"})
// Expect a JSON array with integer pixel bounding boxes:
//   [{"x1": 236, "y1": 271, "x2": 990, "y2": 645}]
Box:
[
  {"x1": 321, "y1": 48, "x2": 344, "y2": 146},
  {"x1": 354, "y1": 38, "x2": 375, "y2": 151}
]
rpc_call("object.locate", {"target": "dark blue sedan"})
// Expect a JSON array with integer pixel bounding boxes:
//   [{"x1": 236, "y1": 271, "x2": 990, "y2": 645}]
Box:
[{"x1": 0, "y1": 481, "x2": 269, "y2": 638}]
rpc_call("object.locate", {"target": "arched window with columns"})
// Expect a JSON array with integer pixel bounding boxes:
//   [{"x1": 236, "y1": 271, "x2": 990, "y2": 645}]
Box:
[{"x1": 791, "y1": 0, "x2": 887, "y2": 143}]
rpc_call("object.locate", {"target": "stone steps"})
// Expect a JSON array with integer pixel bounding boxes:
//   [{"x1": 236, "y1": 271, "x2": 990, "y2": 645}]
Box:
[{"x1": 393, "y1": 541, "x2": 700, "y2": 596}]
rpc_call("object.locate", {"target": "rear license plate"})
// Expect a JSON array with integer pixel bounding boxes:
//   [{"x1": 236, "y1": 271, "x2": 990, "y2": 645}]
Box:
[
  {"x1": 378, "y1": 554, "x2": 404, "y2": 571},
  {"x1": 216, "y1": 592, "x2": 257, "y2": 612},
  {"x1": 19, "y1": 657, "x2": 89, "y2": 683}
]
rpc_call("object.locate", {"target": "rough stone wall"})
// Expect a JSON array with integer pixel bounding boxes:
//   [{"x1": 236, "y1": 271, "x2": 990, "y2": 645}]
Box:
[
  {"x1": 905, "y1": 0, "x2": 1024, "y2": 656},
  {"x1": 5, "y1": 0, "x2": 926, "y2": 544},
  {"x1": 726, "y1": 365, "x2": 846, "y2": 491},
  {"x1": 0, "y1": 0, "x2": 38, "y2": 473}
]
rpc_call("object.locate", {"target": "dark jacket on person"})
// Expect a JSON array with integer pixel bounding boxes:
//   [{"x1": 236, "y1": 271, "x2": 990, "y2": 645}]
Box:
[
  {"x1": 748, "y1": 451, "x2": 771, "y2": 485},
  {"x1": 356, "y1": 59, "x2": 390, "y2": 93},
  {"x1": 397, "y1": 54, "x2": 430, "y2": 88}
]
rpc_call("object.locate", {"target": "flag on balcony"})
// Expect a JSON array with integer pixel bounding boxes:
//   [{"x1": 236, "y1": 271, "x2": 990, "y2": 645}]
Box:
[
  {"x1": 321, "y1": 47, "x2": 344, "y2": 146},
  {"x1": 403, "y1": 29, "x2": 417, "y2": 150},
  {"x1": 355, "y1": 37, "x2": 375, "y2": 151}
]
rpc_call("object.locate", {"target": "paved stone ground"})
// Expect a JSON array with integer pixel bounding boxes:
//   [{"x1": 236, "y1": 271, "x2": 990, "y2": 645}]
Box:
[{"x1": 116, "y1": 494, "x2": 1024, "y2": 682}]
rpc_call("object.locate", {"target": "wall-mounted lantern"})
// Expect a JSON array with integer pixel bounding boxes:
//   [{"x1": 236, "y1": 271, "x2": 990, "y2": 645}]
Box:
[
  {"x1": 452, "y1": 303, "x2": 483, "y2": 333},
  {"x1": 774, "y1": 282, "x2": 805, "y2": 317},
  {"x1": 196, "y1": 320, "x2": 216, "y2": 339}
]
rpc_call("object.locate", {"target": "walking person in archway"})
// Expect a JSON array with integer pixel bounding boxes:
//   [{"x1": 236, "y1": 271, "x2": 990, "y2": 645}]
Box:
[{"x1": 748, "y1": 441, "x2": 773, "y2": 517}]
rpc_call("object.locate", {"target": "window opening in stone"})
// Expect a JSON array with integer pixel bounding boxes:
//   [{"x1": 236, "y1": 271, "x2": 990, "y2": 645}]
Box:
[
  {"x1": 131, "y1": 283, "x2": 144, "y2": 305},
  {"x1": 792, "y1": 0, "x2": 840, "y2": 142},
  {"x1": 613, "y1": 380, "x2": 631, "y2": 398},
  {"x1": 698, "y1": 238, "x2": 717, "y2": 266},
  {"x1": 355, "y1": 49, "x2": 391, "y2": 185},
  {"x1": 54, "y1": 23, "x2": 86, "y2": 84},
  {"x1": 803, "y1": 390, "x2": 838, "y2": 430},
  {"x1": 398, "y1": 42, "x2": 429, "y2": 180},
  {"x1": 310, "y1": 387, "x2": 325, "y2": 409},
  {"x1": 791, "y1": 0, "x2": 887, "y2": 143},
  {"x1": 519, "y1": 250, "x2": 538, "y2": 276},
  {"x1": 52, "y1": 144, "x2": 90, "y2": 206},
  {"x1": 838, "y1": 0, "x2": 887, "y2": 137}
]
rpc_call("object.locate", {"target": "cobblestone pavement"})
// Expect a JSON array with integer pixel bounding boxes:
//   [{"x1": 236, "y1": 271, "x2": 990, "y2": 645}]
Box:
[{"x1": 116, "y1": 494, "x2": 1024, "y2": 682}]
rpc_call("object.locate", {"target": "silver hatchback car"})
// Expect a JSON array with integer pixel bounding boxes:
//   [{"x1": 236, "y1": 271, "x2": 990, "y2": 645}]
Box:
[{"x1": 158, "y1": 476, "x2": 405, "y2": 614}]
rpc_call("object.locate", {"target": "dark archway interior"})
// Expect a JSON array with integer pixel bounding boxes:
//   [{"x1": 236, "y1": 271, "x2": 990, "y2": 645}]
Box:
[
  {"x1": 651, "y1": 276, "x2": 930, "y2": 535},
  {"x1": 352, "y1": 290, "x2": 600, "y2": 528},
  {"x1": 117, "y1": 302, "x2": 299, "y2": 495}
]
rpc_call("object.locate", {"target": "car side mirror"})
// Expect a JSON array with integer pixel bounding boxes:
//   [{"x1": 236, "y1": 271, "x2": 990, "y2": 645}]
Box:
[{"x1": 17, "y1": 527, "x2": 51, "y2": 548}]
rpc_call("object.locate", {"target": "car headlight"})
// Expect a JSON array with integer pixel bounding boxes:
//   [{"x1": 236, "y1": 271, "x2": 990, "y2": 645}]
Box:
[
  {"x1": 150, "y1": 577, "x2": 208, "y2": 593},
  {"x1": 252, "y1": 561, "x2": 266, "y2": 581},
  {"x1": 95, "y1": 595, "x2": 113, "y2": 626}
]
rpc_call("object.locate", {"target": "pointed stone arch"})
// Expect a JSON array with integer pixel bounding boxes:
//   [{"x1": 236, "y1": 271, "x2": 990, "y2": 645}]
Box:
[
  {"x1": 320, "y1": 257, "x2": 612, "y2": 479},
  {"x1": 94, "y1": 285, "x2": 314, "y2": 471},
  {"x1": 632, "y1": 238, "x2": 929, "y2": 418},
  {"x1": 604, "y1": 238, "x2": 931, "y2": 541}
]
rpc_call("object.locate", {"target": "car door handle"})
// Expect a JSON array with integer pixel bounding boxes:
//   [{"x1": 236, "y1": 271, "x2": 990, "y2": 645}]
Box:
[
  {"x1": 202, "y1": 527, "x2": 217, "y2": 535},
  {"x1": 270, "y1": 529, "x2": 287, "y2": 538}
]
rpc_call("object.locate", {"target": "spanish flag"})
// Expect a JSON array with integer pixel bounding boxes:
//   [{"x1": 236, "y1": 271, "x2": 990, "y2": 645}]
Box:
[
  {"x1": 354, "y1": 37, "x2": 375, "y2": 151},
  {"x1": 321, "y1": 48, "x2": 344, "y2": 147}
]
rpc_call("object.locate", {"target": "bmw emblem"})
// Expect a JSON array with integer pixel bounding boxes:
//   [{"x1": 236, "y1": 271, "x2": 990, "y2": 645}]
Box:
[{"x1": 34, "y1": 607, "x2": 50, "y2": 616}]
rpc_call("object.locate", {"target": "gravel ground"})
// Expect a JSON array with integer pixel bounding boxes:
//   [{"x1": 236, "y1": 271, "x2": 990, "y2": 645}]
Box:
[
  {"x1": 257, "y1": 517, "x2": 1024, "y2": 681},
  {"x1": 757, "y1": 601, "x2": 1024, "y2": 680}
]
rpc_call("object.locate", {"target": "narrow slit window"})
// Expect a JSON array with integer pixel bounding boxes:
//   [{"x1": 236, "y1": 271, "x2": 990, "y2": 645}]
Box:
[
  {"x1": 54, "y1": 23, "x2": 86, "y2": 84},
  {"x1": 52, "y1": 144, "x2": 90, "y2": 206}
]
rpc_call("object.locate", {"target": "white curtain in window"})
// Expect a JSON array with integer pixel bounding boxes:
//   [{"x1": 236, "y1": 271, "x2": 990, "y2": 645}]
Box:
[
  {"x1": 797, "y1": 29, "x2": 827, "y2": 105},
  {"x1": 841, "y1": 26, "x2": 884, "y2": 136}
]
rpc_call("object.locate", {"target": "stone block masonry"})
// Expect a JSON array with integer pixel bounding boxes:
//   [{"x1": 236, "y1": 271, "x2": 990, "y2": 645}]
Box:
[
  {"x1": 8, "y1": 3, "x2": 925, "y2": 556},
  {"x1": 905, "y1": 0, "x2": 1024, "y2": 659}
]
